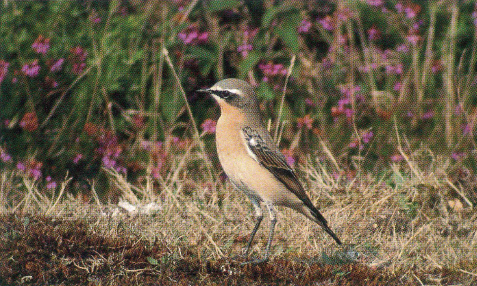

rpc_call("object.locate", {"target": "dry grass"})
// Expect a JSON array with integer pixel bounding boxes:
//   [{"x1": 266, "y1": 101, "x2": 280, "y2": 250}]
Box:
[{"x1": 1, "y1": 149, "x2": 476, "y2": 285}]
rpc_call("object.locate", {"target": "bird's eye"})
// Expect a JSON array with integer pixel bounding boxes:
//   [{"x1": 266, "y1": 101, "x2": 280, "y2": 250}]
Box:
[{"x1": 215, "y1": 90, "x2": 235, "y2": 100}]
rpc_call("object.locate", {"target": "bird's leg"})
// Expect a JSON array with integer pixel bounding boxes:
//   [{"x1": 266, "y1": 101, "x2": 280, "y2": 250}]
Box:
[
  {"x1": 242, "y1": 202, "x2": 276, "y2": 265},
  {"x1": 244, "y1": 201, "x2": 263, "y2": 257}
]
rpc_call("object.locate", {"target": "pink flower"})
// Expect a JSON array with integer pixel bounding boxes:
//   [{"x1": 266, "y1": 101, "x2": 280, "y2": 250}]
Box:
[
  {"x1": 46, "y1": 176, "x2": 57, "y2": 189},
  {"x1": 463, "y1": 123, "x2": 472, "y2": 135},
  {"x1": 297, "y1": 114, "x2": 313, "y2": 129},
  {"x1": 50, "y1": 58, "x2": 64, "y2": 72},
  {"x1": 305, "y1": 98, "x2": 315, "y2": 107},
  {"x1": 29, "y1": 167, "x2": 42, "y2": 180},
  {"x1": 404, "y1": 7, "x2": 416, "y2": 18},
  {"x1": 395, "y1": 3, "x2": 403, "y2": 13},
  {"x1": 451, "y1": 152, "x2": 466, "y2": 161},
  {"x1": 367, "y1": 26, "x2": 381, "y2": 41},
  {"x1": 281, "y1": 149, "x2": 295, "y2": 167},
  {"x1": 421, "y1": 111, "x2": 434, "y2": 120},
  {"x1": 396, "y1": 44, "x2": 409, "y2": 53},
  {"x1": 318, "y1": 16, "x2": 333, "y2": 31},
  {"x1": 367, "y1": 0, "x2": 383, "y2": 6},
  {"x1": 72, "y1": 62, "x2": 86, "y2": 74},
  {"x1": 47, "y1": 181, "x2": 57, "y2": 189},
  {"x1": 102, "y1": 156, "x2": 116, "y2": 168},
  {"x1": 394, "y1": 82, "x2": 402, "y2": 91},
  {"x1": 298, "y1": 20, "x2": 312, "y2": 33},
  {"x1": 391, "y1": 154, "x2": 403, "y2": 162},
  {"x1": 201, "y1": 119, "x2": 216, "y2": 134},
  {"x1": 0, "y1": 60, "x2": 9, "y2": 84},
  {"x1": 362, "y1": 131, "x2": 374, "y2": 143},
  {"x1": 455, "y1": 104, "x2": 463, "y2": 115},
  {"x1": 344, "y1": 108, "x2": 354, "y2": 118},
  {"x1": 237, "y1": 44, "x2": 253, "y2": 57},
  {"x1": 71, "y1": 46, "x2": 88, "y2": 61},
  {"x1": 0, "y1": 150, "x2": 12, "y2": 162},
  {"x1": 406, "y1": 34, "x2": 420, "y2": 45},
  {"x1": 17, "y1": 162, "x2": 26, "y2": 171},
  {"x1": 178, "y1": 26, "x2": 208, "y2": 45},
  {"x1": 32, "y1": 35, "x2": 50, "y2": 55},
  {"x1": 73, "y1": 154, "x2": 83, "y2": 164},
  {"x1": 22, "y1": 60, "x2": 41, "y2": 77}
]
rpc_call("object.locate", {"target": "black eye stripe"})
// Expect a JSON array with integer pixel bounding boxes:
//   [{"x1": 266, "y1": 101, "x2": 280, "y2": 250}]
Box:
[{"x1": 214, "y1": 90, "x2": 235, "y2": 99}]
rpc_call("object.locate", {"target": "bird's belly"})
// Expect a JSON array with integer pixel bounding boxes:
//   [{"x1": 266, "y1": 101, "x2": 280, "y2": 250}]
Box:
[{"x1": 216, "y1": 137, "x2": 293, "y2": 205}]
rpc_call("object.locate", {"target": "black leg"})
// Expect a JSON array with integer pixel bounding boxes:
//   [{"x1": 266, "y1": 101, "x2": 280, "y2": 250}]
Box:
[
  {"x1": 244, "y1": 200, "x2": 263, "y2": 256},
  {"x1": 244, "y1": 214, "x2": 263, "y2": 256},
  {"x1": 242, "y1": 202, "x2": 276, "y2": 265}
]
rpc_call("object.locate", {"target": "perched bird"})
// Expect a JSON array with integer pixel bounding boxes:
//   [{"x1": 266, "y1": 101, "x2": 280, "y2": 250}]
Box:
[{"x1": 197, "y1": 78, "x2": 341, "y2": 264}]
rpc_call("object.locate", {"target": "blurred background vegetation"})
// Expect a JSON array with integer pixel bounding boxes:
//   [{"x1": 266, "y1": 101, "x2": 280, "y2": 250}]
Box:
[{"x1": 0, "y1": 0, "x2": 476, "y2": 203}]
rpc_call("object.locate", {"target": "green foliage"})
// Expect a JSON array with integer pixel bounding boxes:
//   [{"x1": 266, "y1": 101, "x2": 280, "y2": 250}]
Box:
[{"x1": 0, "y1": 0, "x2": 476, "y2": 196}]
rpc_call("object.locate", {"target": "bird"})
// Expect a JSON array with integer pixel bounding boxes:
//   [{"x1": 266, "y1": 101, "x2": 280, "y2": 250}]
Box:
[{"x1": 197, "y1": 78, "x2": 341, "y2": 264}]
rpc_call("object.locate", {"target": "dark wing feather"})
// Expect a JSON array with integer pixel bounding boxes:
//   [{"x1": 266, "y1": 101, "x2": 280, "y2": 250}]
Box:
[{"x1": 242, "y1": 126, "x2": 327, "y2": 224}]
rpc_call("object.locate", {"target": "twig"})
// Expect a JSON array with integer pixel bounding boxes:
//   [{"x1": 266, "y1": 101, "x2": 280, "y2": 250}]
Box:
[
  {"x1": 274, "y1": 55, "x2": 296, "y2": 141},
  {"x1": 162, "y1": 47, "x2": 214, "y2": 179},
  {"x1": 446, "y1": 178, "x2": 473, "y2": 209}
]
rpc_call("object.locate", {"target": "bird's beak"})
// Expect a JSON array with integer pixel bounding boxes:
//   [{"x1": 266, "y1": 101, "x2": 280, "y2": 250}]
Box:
[{"x1": 196, "y1": 88, "x2": 211, "y2": 95}]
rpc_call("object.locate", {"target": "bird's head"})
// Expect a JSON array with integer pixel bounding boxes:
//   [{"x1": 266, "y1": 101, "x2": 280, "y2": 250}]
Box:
[{"x1": 197, "y1": 78, "x2": 258, "y2": 110}]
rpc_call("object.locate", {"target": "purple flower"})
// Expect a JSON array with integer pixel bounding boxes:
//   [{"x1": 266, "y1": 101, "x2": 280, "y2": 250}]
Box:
[
  {"x1": 259, "y1": 62, "x2": 288, "y2": 78},
  {"x1": 0, "y1": 150, "x2": 12, "y2": 162},
  {"x1": 72, "y1": 62, "x2": 86, "y2": 75},
  {"x1": 391, "y1": 154, "x2": 403, "y2": 162},
  {"x1": 102, "y1": 156, "x2": 116, "y2": 168},
  {"x1": 344, "y1": 108, "x2": 354, "y2": 118},
  {"x1": 32, "y1": 35, "x2": 50, "y2": 55},
  {"x1": 50, "y1": 58, "x2": 64, "y2": 72},
  {"x1": 305, "y1": 98, "x2": 316, "y2": 107},
  {"x1": 406, "y1": 34, "x2": 420, "y2": 45},
  {"x1": 281, "y1": 149, "x2": 295, "y2": 167},
  {"x1": 404, "y1": 7, "x2": 417, "y2": 18},
  {"x1": 318, "y1": 16, "x2": 333, "y2": 31},
  {"x1": 22, "y1": 60, "x2": 40, "y2": 77},
  {"x1": 396, "y1": 44, "x2": 409, "y2": 53},
  {"x1": 201, "y1": 119, "x2": 216, "y2": 134},
  {"x1": 367, "y1": 0, "x2": 383, "y2": 6},
  {"x1": 451, "y1": 152, "x2": 466, "y2": 161},
  {"x1": 237, "y1": 44, "x2": 253, "y2": 57},
  {"x1": 362, "y1": 131, "x2": 374, "y2": 143},
  {"x1": 421, "y1": 111, "x2": 434, "y2": 120},
  {"x1": 45, "y1": 176, "x2": 57, "y2": 189},
  {"x1": 178, "y1": 26, "x2": 208, "y2": 45},
  {"x1": 297, "y1": 114, "x2": 313, "y2": 129},
  {"x1": 71, "y1": 46, "x2": 88, "y2": 61},
  {"x1": 298, "y1": 19, "x2": 312, "y2": 33},
  {"x1": 367, "y1": 26, "x2": 380, "y2": 41},
  {"x1": 395, "y1": 3, "x2": 403, "y2": 13},
  {"x1": 17, "y1": 162, "x2": 26, "y2": 171},
  {"x1": 47, "y1": 181, "x2": 57, "y2": 189},
  {"x1": 394, "y1": 81, "x2": 402, "y2": 91},
  {"x1": 29, "y1": 168, "x2": 42, "y2": 180},
  {"x1": 73, "y1": 154, "x2": 83, "y2": 164},
  {"x1": 455, "y1": 104, "x2": 463, "y2": 115},
  {"x1": 463, "y1": 123, "x2": 472, "y2": 135},
  {"x1": 0, "y1": 60, "x2": 9, "y2": 84}
]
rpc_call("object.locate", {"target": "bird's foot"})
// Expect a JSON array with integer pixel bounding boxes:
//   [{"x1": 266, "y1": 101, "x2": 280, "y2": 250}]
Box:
[{"x1": 240, "y1": 256, "x2": 269, "y2": 265}]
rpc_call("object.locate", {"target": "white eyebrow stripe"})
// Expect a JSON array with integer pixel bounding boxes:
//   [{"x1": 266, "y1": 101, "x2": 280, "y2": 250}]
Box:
[{"x1": 209, "y1": 86, "x2": 243, "y2": 96}]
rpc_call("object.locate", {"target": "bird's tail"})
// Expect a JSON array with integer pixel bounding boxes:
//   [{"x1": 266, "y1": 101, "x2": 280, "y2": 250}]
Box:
[{"x1": 301, "y1": 205, "x2": 342, "y2": 245}]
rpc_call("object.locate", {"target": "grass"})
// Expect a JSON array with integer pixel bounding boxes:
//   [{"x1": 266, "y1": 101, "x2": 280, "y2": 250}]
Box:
[
  {"x1": 1, "y1": 149, "x2": 476, "y2": 285},
  {"x1": 1, "y1": 1, "x2": 477, "y2": 285}
]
